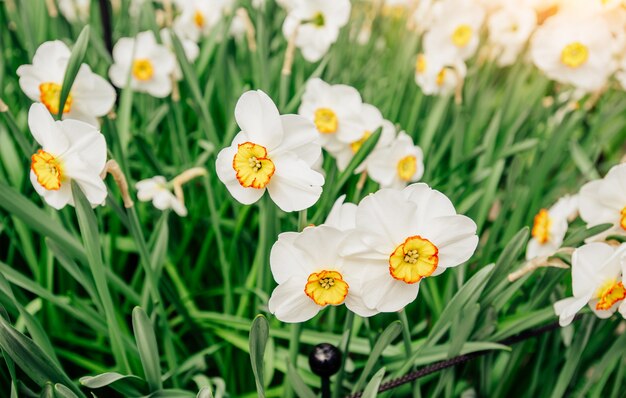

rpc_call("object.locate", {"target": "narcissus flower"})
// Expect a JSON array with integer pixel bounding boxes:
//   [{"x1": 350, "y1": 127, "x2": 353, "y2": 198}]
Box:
[
  {"x1": 17, "y1": 41, "x2": 116, "y2": 126},
  {"x1": 366, "y1": 132, "x2": 424, "y2": 189},
  {"x1": 298, "y1": 78, "x2": 364, "y2": 153},
  {"x1": 530, "y1": 12, "x2": 614, "y2": 92},
  {"x1": 282, "y1": 0, "x2": 351, "y2": 62},
  {"x1": 173, "y1": 0, "x2": 233, "y2": 42},
  {"x1": 487, "y1": 5, "x2": 537, "y2": 66},
  {"x1": 423, "y1": 0, "x2": 485, "y2": 62},
  {"x1": 414, "y1": 52, "x2": 466, "y2": 96},
  {"x1": 330, "y1": 104, "x2": 396, "y2": 171},
  {"x1": 136, "y1": 176, "x2": 187, "y2": 217},
  {"x1": 554, "y1": 243, "x2": 626, "y2": 326},
  {"x1": 579, "y1": 163, "x2": 626, "y2": 240},
  {"x1": 109, "y1": 31, "x2": 176, "y2": 98},
  {"x1": 526, "y1": 195, "x2": 579, "y2": 260},
  {"x1": 341, "y1": 183, "x2": 478, "y2": 312},
  {"x1": 27, "y1": 103, "x2": 107, "y2": 209},
  {"x1": 215, "y1": 90, "x2": 324, "y2": 212},
  {"x1": 268, "y1": 225, "x2": 376, "y2": 322}
]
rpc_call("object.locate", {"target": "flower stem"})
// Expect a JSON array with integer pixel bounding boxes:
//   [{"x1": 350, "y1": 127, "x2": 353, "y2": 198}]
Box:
[{"x1": 332, "y1": 310, "x2": 355, "y2": 398}]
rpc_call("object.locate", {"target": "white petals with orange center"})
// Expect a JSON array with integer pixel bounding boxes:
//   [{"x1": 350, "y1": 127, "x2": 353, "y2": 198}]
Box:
[
  {"x1": 39, "y1": 82, "x2": 73, "y2": 114},
  {"x1": 304, "y1": 270, "x2": 349, "y2": 306}
]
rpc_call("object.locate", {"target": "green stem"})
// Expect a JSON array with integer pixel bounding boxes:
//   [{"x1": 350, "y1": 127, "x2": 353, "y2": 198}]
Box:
[
  {"x1": 398, "y1": 309, "x2": 412, "y2": 358},
  {"x1": 332, "y1": 311, "x2": 355, "y2": 398},
  {"x1": 283, "y1": 322, "x2": 303, "y2": 398}
]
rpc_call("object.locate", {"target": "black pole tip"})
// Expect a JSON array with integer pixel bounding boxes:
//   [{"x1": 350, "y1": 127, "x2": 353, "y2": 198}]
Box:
[{"x1": 309, "y1": 343, "x2": 342, "y2": 378}]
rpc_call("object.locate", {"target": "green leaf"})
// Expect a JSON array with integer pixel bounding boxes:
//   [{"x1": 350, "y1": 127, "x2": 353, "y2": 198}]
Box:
[
  {"x1": 196, "y1": 387, "x2": 214, "y2": 398},
  {"x1": 0, "y1": 180, "x2": 86, "y2": 263},
  {"x1": 286, "y1": 361, "x2": 317, "y2": 398},
  {"x1": 362, "y1": 367, "x2": 386, "y2": 398},
  {"x1": 80, "y1": 372, "x2": 148, "y2": 396},
  {"x1": 53, "y1": 384, "x2": 79, "y2": 398},
  {"x1": 72, "y1": 182, "x2": 130, "y2": 372},
  {"x1": 0, "y1": 310, "x2": 84, "y2": 397},
  {"x1": 57, "y1": 26, "x2": 90, "y2": 118},
  {"x1": 562, "y1": 223, "x2": 613, "y2": 247},
  {"x1": 353, "y1": 322, "x2": 402, "y2": 393},
  {"x1": 132, "y1": 307, "x2": 163, "y2": 391},
  {"x1": 249, "y1": 315, "x2": 269, "y2": 398}
]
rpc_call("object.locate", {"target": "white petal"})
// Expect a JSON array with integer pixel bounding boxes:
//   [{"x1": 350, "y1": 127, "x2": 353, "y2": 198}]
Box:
[
  {"x1": 28, "y1": 104, "x2": 69, "y2": 154},
  {"x1": 268, "y1": 278, "x2": 321, "y2": 323},
  {"x1": 554, "y1": 294, "x2": 591, "y2": 327},
  {"x1": 274, "y1": 114, "x2": 321, "y2": 166},
  {"x1": 270, "y1": 231, "x2": 314, "y2": 284},
  {"x1": 234, "y1": 90, "x2": 284, "y2": 150},
  {"x1": 30, "y1": 170, "x2": 73, "y2": 209},
  {"x1": 266, "y1": 155, "x2": 324, "y2": 212},
  {"x1": 71, "y1": 65, "x2": 117, "y2": 117}
]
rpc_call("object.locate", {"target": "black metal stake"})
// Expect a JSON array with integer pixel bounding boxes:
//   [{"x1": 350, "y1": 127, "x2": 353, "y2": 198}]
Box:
[{"x1": 309, "y1": 343, "x2": 342, "y2": 398}]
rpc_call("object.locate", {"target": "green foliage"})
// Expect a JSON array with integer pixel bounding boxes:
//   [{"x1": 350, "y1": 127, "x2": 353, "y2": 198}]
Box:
[{"x1": 0, "y1": 1, "x2": 625, "y2": 398}]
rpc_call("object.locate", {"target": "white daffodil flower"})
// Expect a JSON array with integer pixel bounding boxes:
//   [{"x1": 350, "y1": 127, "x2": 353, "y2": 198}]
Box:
[
  {"x1": 579, "y1": 163, "x2": 626, "y2": 240},
  {"x1": 160, "y1": 28, "x2": 200, "y2": 81},
  {"x1": 17, "y1": 41, "x2": 116, "y2": 127},
  {"x1": 330, "y1": 104, "x2": 396, "y2": 172},
  {"x1": 324, "y1": 195, "x2": 357, "y2": 231},
  {"x1": 298, "y1": 78, "x2": 365, "y2": 153},
  {"x1": 411, "y1": 0, "x2": 443, "y2": 35},
  {"x1": 423, "y1": 0, "x2": 485, "y2": 62},
  {"x1": 215, "y1": 90, "x2": 324, "y2": 212},
  {"x1": 341, "y1": 183, "x2": 479, "y2": 313},
  {"x1": 282, "y1": 0, "x2": 351, "y2": 62},
  {"x1": 487, "y1": 5, "x2": 537, "y2": 67},
  {"x1": 58, "y1": 0, "x2": 90, "y2": 22},
  {"x1": 530, "y1": 12, "x2": 614, "y2": 92},
  {"x1": 109, "y1": 31, "x2": 176, "y2": 98},
  {"x1": 268, "y1": 225, "x2": 376, "y2": 322},
  {"x1": 526, "y1": 195, "x2": 579, "y2": 260},
  {"x1": 136, "y1": 176, "x2": 187, "y2": 217},
  {"x1": 554, "y1": 242, "x2": 626, "y2": 326},
  {"x1": 172, "y1": 0, "x2": 234, "y2": 42},
  {"x1": 414, "y1": 52, "x2": 466, "y2": 96},
  {"x1": 366, "y1": 132, "x2": 424, "y2": 189},
  {"x1": 27, "y1": 103, "x2": 107, "y2": 209}
]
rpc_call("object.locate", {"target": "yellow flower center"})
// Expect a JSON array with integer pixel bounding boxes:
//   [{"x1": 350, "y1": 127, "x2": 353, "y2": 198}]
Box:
[
  {"x1": 595, "y1": 280, "x2": 626, "y2": 311},
  {"x1": 39, "y1": 82, "x2": 72, "y2": 115},
  {"x1": 561, "y1": 42, "x2": 588, "y2": 68},
  {"x1": 132, "y1": 59, "x2": 154, "y2": 81},
  {"x1": 436, "y1": 68, "x2": 447, "y2": 87},
  {"x1": 194, "y1": 10, "x2": 205, "y2": 27},
  {"x1": 389, "y1": 236, "x2": 439, "y2": 284},
  {"x1": 620, "y1": 207, "x2": 626, "y2": 230},
  {"x1": 232, "y1": 142, "x2": 275, "y2": 189},
  {"x1": 312, "y1": 12, "x2": 325, "y2": 27},
  {"x1": 397, "y1": 155, "x2": 417, "y2": 181},
  {"x1": 31, "y1": 150, "x2": 64, "y2": 191},
  {"x1": 531, "y1": 208, "x2": 551, "y2": 244},
  {"x1": 304, "y1": 270, "x2": 349, "y2": 306},
  {"x1": 451, "y1": 24, "x2": 473, "y2": 47},
  {"x1": 314, "y1": 108, "x2": 338, "y2": 134},
  {"x1": 415, "y1": 54, "x2": 427, "y2": 74},
  {"x1": 350, "y1": 131, "x2": 372, "y2": 154}
]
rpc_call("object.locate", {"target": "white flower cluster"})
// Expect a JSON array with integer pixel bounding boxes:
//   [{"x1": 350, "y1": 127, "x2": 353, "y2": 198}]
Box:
[
  {"x1": 268, "y1": 184, "x2": 479, "y2": 322},
  {"x1": 524, "y1": 163, "x2": 626, "y2": 326}
]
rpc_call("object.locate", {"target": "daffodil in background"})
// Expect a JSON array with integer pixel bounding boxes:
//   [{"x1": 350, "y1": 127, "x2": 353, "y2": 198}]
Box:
[
  {"x1": 341, "y1": 183, "x2": 479, "y2": 313},
  {"x1": 58, "y1": 0, "x2": 90, "y2": 23},
  {"x1": 27, "y1": 103, "x2": 108, "y2": 209},
  {"x1": 526, "y1": 195, "x2": 578, "y2": 260},
  {"x1": 109, "y1": 31, "x2": 176, "y2": 98},
  {"x1": 283, "y1": 0, "x2": 351, "y2": 62},
  {"x1": 268, "y1": 225, "x2": 376, "y2": 322},
  {"x1": 366, "y1": 131, "x2": 425, "y2": 189},
  {"x1": 160, "y1": 28, "x2": 200, "y2": 81},
  {"x1": 173, "y1": 0, "x2": 234, "y2": 42},
  {"x1": 414, "y1": 52, "x2": 466, "y2": 96},
  {"x1": 17, "y1": 41, "x2": 116, "y2": 126},
  {"x1": 579, "y1": 163, "x2": 626, "y2": 240},
  {"x1": 298, "y1": 78, "x2": 364, "y2": 153},
  {"x1": 554, "y1": 242, "x2": 626, "y2": 326},
  {"x1": 331, "y1": 104, "x2": 395, "y2": 171},
  {"x1": 486, "y1": 3, "x2": 537, "y2": 66},
  {"x1": 530, "y1": 11, "x2": 614, "y2": 92},
  {"x1": 216, "y1": 90, "x2": 324, "y2": 212},
  {"x1": 136, "y1": 176, "x2": 188, "y2": 217}
]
